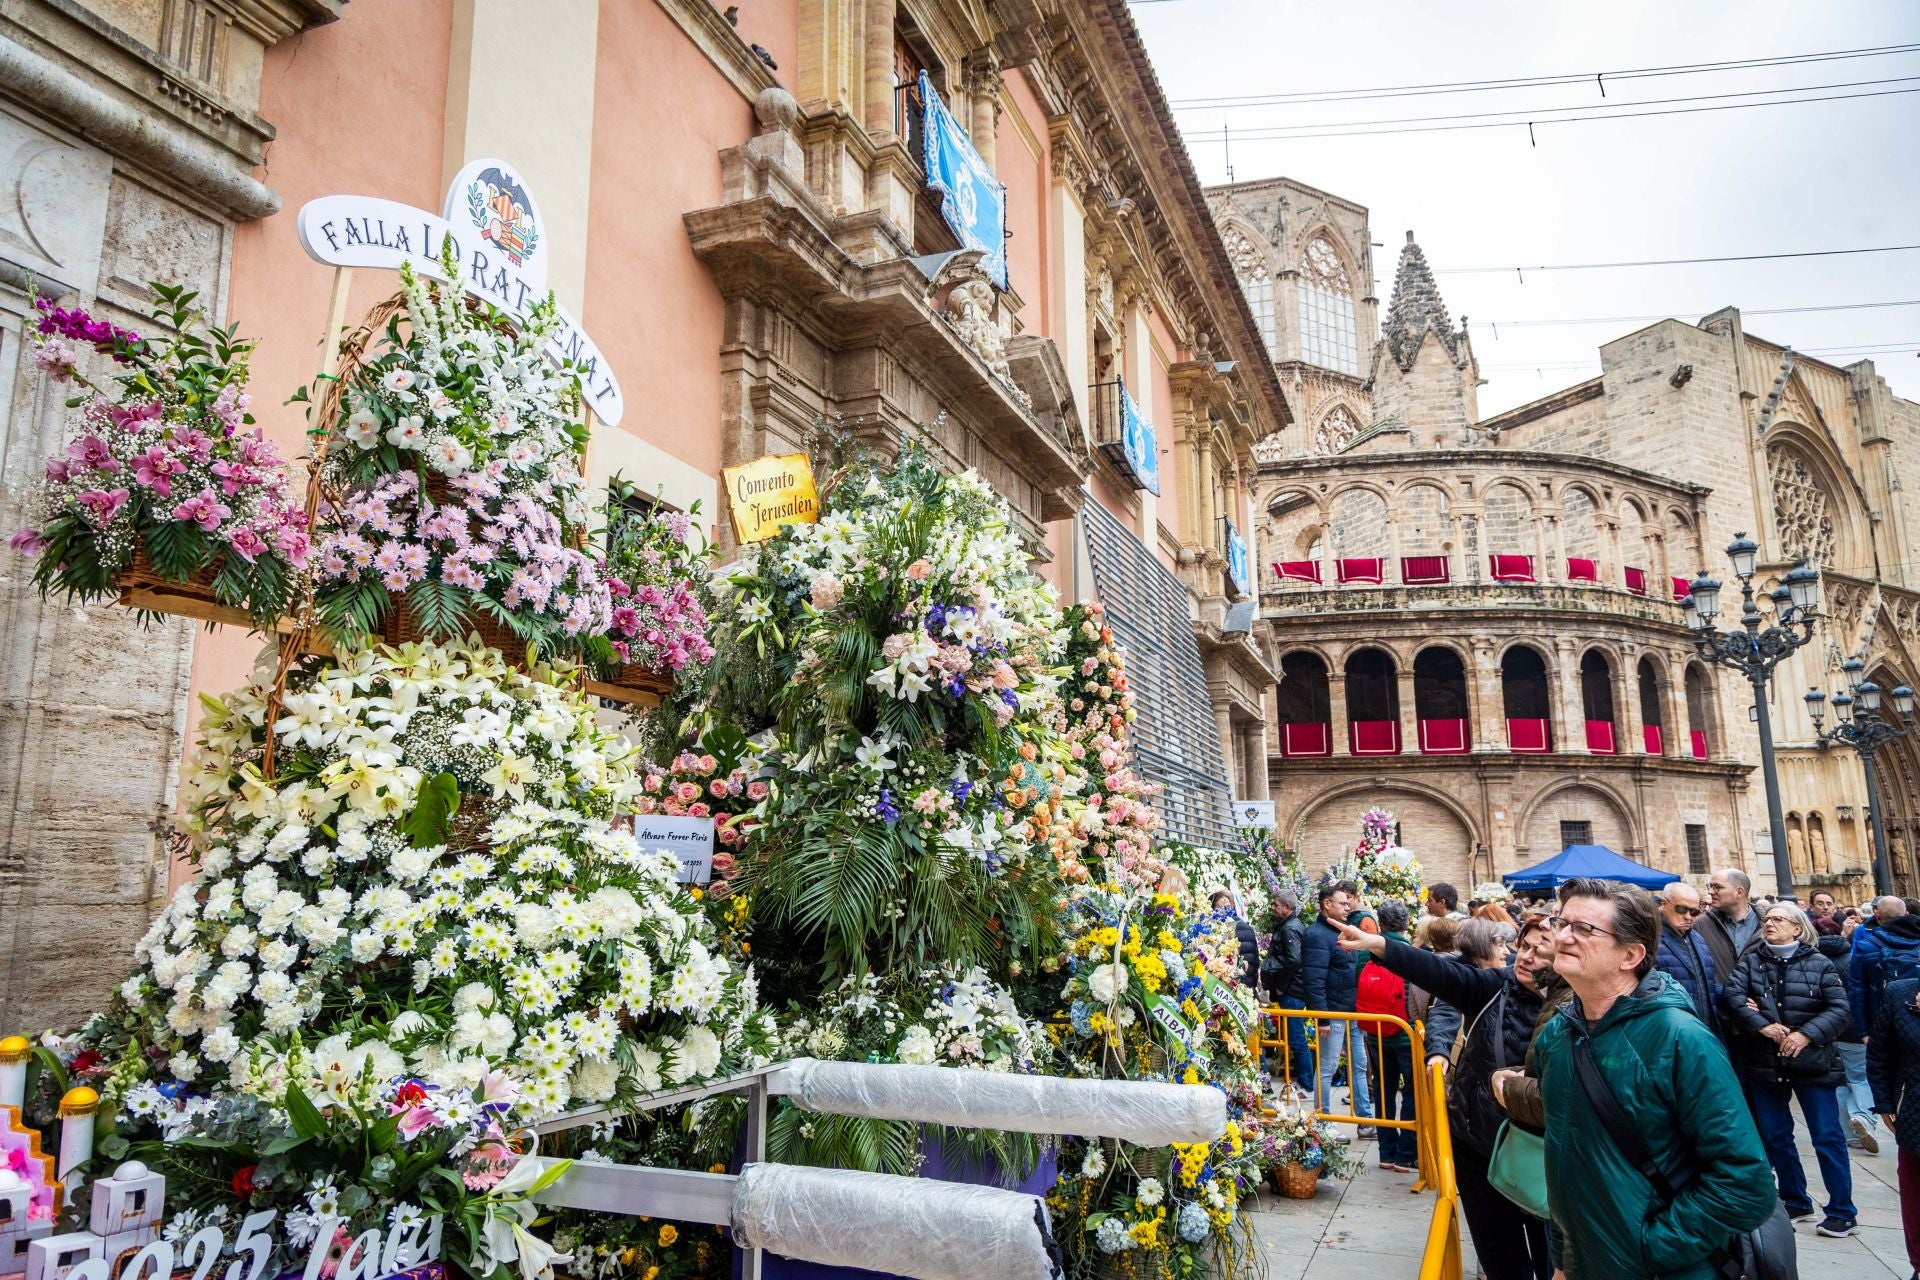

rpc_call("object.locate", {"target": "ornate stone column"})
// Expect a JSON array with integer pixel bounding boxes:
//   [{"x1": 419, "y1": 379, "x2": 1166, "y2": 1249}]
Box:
[
  {"x1": 1471, "y1": 635, "x2": 1504, "y2": 753},
  {"x1": 1329, "y1": 672, "x2": 1351, "y2": 757},
  {"x1": 1397, "y1": 665, "x2": 1420, "y2": 757},
  {"x1": 862, "y1": 0, "x2": 897, "y2": 134},
  {"x1": 1554, "y1": 636, "x2": 1587, "y2": 754}
]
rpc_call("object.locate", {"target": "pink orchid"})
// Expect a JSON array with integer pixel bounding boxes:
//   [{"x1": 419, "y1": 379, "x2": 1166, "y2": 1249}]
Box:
[
  {"x1": 172, "y1": 490, "x2": 230, "y2": 532},
  {"x1": 228, "y1": 527, "x2": 267, "y2": 563},
  {"x1": 70, "y1": 435, "x2": 118, "y2": 472},
  {"x1": 10, "y1": 529, "x2": 46, "y2": 556},
  {"x1": 76, "y1": 488, "x2": 130, "y2": 524},
  {"x1": 132, "y1": 447, "x2": 182, "y2": 496}
]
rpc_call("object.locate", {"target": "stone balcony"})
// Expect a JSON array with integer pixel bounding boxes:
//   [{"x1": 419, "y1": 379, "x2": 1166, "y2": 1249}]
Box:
[{"x1": 1261, "y1": 577, "x2": 1688, "y2": 627}]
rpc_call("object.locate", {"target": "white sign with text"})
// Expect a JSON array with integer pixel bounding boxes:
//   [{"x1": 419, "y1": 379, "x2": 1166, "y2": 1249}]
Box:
[{"x1": 634, "y1": 815, "x2": 716, "y2": 884}]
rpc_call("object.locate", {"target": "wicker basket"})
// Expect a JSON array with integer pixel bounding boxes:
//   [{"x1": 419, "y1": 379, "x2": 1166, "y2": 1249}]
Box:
[
  {"x1": 379, "y1": 599, "x2": 528, "y2": 661},
  {"x1": 1269, "y1": 1160, "x2": 1321, "y2": 1199},
  {"x1": 116, "y1": 544, "x2": 253, "y2": 629}
]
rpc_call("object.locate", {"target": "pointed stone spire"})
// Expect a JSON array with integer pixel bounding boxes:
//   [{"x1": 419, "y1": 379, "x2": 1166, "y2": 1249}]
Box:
[{"x1": 1383, "y1": 230, "x2": 1464, "y2": 371}]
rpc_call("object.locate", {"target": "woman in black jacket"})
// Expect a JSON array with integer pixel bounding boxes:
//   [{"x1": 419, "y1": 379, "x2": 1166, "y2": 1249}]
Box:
[
  {"x1": 1723, "y1": 902, "x2": 1857, "y2": 1237},
  {"x1": 1866, "y1": 975, "x2": 1920, "y2": 1276},
  {"x1": 1335, "y1": 916, "x2": 1551, "y2": 1280}
]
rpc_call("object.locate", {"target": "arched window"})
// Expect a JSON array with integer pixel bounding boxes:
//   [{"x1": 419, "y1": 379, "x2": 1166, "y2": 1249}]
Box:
[
  {"x1": 1345, "y1": 647, "x2": 1401, "y2": 756},
  {"x1": 1766, "y1": 442, "x2": 1837, "y2": 567},
  {"x1": 1502, "y1": 645, "x2": 1552, "y2": 752},
  {"x1": 1276, "y1": 652, "x2": 1332, "y2": 758},
  {"x1": 1314, "y1": 405, "x2": 1361, "y2": 456},
  {"x1": 1223, "y1": 225, "x2": 1277, "y2": 359},
  {"x1": 1299, "y1": 235, "x2": 1359, "y2": 375},
  {"x1": 1637, "y1": 657, "x2": 1665, "y2": 755},
  {"x1": 1581, "y1": 650, "x2": 1617, "y2": 754},
  {"x1": 1414, "y1": 647, "x2": 1470, "y2": 754}
]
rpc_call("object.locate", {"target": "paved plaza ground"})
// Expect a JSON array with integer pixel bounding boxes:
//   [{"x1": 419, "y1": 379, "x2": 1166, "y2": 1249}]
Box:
[{"x1": 1248, "y1": 1123, "x2": 1914, "y2": 1279}]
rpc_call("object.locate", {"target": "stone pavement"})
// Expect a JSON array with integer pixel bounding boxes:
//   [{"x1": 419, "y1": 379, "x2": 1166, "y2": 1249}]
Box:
[{"x1": 1248, "y1": 1124, "x2": 1913, "y2": 1279}]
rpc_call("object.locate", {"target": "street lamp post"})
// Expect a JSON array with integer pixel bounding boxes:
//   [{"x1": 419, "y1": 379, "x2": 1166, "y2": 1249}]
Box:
[
  {"x1": 1684, "y1": 533, "x2": 1821, "y2": 899},
  {"x1": 1806, "y1": 662, "x2": 1917, "y2": 896}
]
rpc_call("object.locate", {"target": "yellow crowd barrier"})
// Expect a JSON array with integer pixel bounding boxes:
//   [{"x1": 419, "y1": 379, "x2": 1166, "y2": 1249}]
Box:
[{"x1": 1254, "y1": 1007, "x2": 1462, "y2": 1280}]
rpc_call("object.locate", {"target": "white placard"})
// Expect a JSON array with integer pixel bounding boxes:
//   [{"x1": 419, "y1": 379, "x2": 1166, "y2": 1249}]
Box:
[
  {"x1": 295, "y1": 158, "x2": 622, "y2": 426},
  {"x1": 634, "y1": 815, "x2": 717, "y2": 884},
  {"x1": 1233, "y1": 800, "x2": 1275, "y2": 829}
]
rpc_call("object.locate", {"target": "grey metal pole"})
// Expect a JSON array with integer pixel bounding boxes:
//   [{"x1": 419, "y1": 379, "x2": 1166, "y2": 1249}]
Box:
[
  {"x1": 1865, "y1": 750, "x2": 1894, "y2": 898},
  {"x1": 1753, "y1": 673, "x2": 1795, "y2": 899}
]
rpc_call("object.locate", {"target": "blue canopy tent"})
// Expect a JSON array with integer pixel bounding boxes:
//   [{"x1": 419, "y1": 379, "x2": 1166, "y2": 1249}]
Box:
[{"x1": 1502, "y1": 844, "x2": 1676, "y2": 892}]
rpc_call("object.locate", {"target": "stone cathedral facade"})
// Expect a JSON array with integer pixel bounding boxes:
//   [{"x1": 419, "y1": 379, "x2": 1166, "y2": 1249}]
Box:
[{"x1": 1209, "y1": 176, "x2": 1920, "y2": 898}]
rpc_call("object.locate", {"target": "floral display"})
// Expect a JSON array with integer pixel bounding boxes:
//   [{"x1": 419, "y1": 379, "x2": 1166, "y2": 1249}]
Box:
[
  {"x1": 714, "y1": 447, "x2": 1073, "y2": 997},
  {"x1": 1051, "y1": 603, "x2": 1163, "y2": 891},
  {"x1": 1160, "y1": 842, "x2": 1265, "y2": 917},
  {"x1": 1352, "y1": 806, "x2": 1424, "y2": 902},
  {"x1": 309, "y1": 251, "x2": 612, "y2": 654},
  {"x1": 12, "y1": 284, "x2": 309, "y2": 625},
  {"x1": 1256, "y1": 1107, "x2": 1363, "y2": 1181},
  {"x1": 68, "y1": 638, "x2": 775, "y2": 1272},
  {"x1": 600, "y1": 483, "x2": 717, "y2": 677},
  {"x1": 1472, "y1": 880, "x2": 1510, "y2": 905}
]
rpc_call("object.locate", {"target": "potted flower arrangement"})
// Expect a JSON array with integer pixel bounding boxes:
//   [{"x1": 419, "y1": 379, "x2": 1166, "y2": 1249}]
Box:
[
  {"x1": 597, "y1": 481, "x2": 717, "y2": 694},
  {"x1": 67, "y1": 637, "x2": 775, "y2": 1274},
  {"x1": 12, "y1": 285, "x2": 309, "y2": 627},
  {"x1": 1259, "y1": 1108, "x2": 1362, "y2": 1198},
  {"x1": 308, "y1": 250, "x2": 613, "y2": 657}
]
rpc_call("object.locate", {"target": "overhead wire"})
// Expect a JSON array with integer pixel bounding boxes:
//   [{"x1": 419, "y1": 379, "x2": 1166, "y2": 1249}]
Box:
[
  {"x1": 1435, "y1": 245, "x2": 1920, "y2": 275},
  {"x1": 1181, "y1": 76, "x2": 1920, "y2": 142},
  {"x1": 1478, "y1": 299, "x2": 1920, "y2": 330},
  {"x1": 1167, "y1": 42, "x2": 1920, "y2": 108}
]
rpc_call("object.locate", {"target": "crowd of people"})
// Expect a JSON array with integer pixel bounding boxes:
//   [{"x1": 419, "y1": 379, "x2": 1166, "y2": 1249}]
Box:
[{"x1": 1239, "y1": 871, "x2": 1920, "y2": 1280}]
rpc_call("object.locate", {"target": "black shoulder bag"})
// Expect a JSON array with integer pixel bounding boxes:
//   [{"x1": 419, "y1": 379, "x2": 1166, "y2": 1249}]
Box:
[{"x1": 1572, "y1": 1037, "x2": 1796, "y2": 1280}]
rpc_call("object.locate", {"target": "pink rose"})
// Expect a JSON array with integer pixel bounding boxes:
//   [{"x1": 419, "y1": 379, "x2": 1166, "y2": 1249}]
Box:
[{"x1": 906, "y1": 560, "x2": 932, "y2": 581}]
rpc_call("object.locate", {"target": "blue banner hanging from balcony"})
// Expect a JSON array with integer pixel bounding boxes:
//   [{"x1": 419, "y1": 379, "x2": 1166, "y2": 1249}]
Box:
[
  {"x1": 1120, "y1": 382, "x2": 1161, "y2": 495},
  {"x1": 920, "y1": 70, "x2": 1008, "y2": 289},
  {"x1": 1225, "y1": 519, "x2": 1250, "y2": 595}
]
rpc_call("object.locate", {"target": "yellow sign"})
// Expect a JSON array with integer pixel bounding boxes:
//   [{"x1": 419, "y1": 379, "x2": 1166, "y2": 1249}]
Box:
[{"x1": 724, "y1": 452, "x2": 820, "y2": 543}]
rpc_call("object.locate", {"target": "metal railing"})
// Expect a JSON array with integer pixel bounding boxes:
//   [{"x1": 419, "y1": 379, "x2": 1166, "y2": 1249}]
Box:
[{"x1": 1252, "y1": 1007, "x2": 1462, "y2": 1280}]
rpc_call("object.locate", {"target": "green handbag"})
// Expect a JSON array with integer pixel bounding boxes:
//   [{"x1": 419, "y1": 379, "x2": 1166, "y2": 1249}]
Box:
[{"x1": 1488, "y1": 1119, "x2": 1549, "y2": 1219}]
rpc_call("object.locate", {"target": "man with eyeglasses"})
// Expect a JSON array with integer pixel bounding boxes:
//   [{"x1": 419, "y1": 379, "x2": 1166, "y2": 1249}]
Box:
[
  {"x1": 1655, "y1": 881, "x2": 1720, "y2": 1031},
  {"x1": 1696, "y1": 867, "x2": 1762, "y2": 981},
  {"x1": 1531, "y1": 878, "x2": 1775, "y2": 1279}
]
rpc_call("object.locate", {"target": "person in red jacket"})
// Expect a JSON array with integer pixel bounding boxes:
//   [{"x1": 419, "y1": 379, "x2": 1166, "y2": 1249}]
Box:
[{"x1": 1358, "y1": 898, "x2": 1418, "y2": 1171}]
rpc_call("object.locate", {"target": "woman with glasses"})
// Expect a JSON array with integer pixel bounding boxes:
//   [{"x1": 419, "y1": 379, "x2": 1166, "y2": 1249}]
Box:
[
  {"x1": 1334, "y1": 915, "x2": 1552, "y2": 1280},
  {"x1": 1723, "y1": 901, "x2": 1858, "y2": 1237}
]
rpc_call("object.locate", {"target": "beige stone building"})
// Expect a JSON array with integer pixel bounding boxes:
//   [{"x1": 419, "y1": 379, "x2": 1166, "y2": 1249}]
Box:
[{"x1": 1220, "y1": 175, "x2": 1920, "y2": 898}]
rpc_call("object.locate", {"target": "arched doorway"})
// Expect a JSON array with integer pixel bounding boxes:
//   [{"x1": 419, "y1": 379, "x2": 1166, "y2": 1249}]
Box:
[
  {"x1": 1346, "y1": 647, "x2": 1401, "y2": 756},
  {"x1": 1638, "y1": 657, "x2": 1665, "y2": 755},
  {"x1": 1414, "y1": 647, "x2": 1470, "y2": 754},
  {"x1": 1277, "y1": 651, "x2": 1333, "y2": 757},
  {"x1": 1581, "y1": 650, "x2": 1618, "y2": 754},
  {"x1": 1503, "y1": 645, "x2": 1552, "y2": 752}
]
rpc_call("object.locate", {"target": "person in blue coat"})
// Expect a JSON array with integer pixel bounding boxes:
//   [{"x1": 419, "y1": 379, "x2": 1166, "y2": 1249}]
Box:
[
  {"x1": 1302, "y1": 880, "x2": 1375, "y2": 1125},
  {"x1": 1849, "y1": 896, "x2": 1920, "y2": 1040},
  {"x1": 1654, "y1": 881, "x2": 1719, "y2": 1031}
]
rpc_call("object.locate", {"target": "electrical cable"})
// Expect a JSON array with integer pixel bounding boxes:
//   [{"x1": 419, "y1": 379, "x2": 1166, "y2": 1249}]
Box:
[
  {"x1": 1435, "y1": 245, "x2": 1920, "y2": 275},
  {"x1": 1168, "y1": 42, "x2": 1920, "y2": 108},
  {"x1": 1480, "y1": 299, "x2": 1920, "y2": 330},
  {"x1": 1183, "y1": 75, "x2": 1920, "y2": 141}
]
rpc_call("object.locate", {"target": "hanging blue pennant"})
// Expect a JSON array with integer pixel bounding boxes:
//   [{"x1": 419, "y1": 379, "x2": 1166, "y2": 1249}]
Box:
[{"x1": 920, "y1": 70, "x2": 1008, "y2": 289}]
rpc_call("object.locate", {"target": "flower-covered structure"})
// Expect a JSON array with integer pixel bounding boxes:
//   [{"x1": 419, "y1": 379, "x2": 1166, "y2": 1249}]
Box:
[
  {"x1": 76, "y1": 639, "x2": 773, "y2": 1267},
  {"x1": 310, "y1": 254, "x2": 613, "y2": 654},
  {"x1": 1352, "y1": 806, "x2": 1423, "y2": 902},
  {"x1": 13, "y1": 284, "x2": 309, "y2": 625}
]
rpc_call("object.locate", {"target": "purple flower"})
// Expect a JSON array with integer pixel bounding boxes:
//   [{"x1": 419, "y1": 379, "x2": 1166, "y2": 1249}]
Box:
[
  {"x1": 76, "y1": 487, "x2": 130, "y2": 525},
  {"x1": 874, "y1": 789, "x2": 901, "y2": 825},
  {"x1": 70, "y1": 435, "x2": 118, "y2": 473},
  {"x1": 132, "y1": 447, "x2": 182, "y2": 497},
  {"x1": 10, "y1": 529, "x2": 47, "y2": 556}
]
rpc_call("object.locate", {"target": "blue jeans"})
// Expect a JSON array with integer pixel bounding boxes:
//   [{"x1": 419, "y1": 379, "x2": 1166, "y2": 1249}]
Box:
[
  {"x1": 1276, "y1": 997, "x2": 1313, "y2": 1088},
  {"x1": 1836, "y1": 1042, "x2": 1877, "y2": 1123},
  {"x1": 1750, "y1": 1081, "x2": 1856, "y2": 1221},
  {"x1": 1317, "y1": 1018, "x2": 1376, "y2": 1120},
  {"x1": 1371, "y1": 1033, "x2": 1418, "y2": 1164}
]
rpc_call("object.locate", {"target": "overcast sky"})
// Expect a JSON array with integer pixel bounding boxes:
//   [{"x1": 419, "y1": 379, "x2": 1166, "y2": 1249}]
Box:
[{"x1": 1132, "y1": 0, "x2": 1920, "y2": 417}]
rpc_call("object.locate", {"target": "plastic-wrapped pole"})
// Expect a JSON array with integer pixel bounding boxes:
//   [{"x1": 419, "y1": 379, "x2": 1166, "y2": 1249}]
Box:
[
  {"x1": 790, "y1": 1061, "x2": 1225, "y2": 1147},
  {"x1": 731, "y1": 1163, "x2": 1061, "y2": 1280}
]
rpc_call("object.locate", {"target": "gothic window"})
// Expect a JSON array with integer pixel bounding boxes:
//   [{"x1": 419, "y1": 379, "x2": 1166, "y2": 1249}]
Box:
[
  {"x1": 1314, "y1": 405, "x2": 1361, "y2": 455},
  {"x1": 1299, "y1": 235, "x2": 1359, "y2": 376},
  {"x1": 1223, "y1": 226, "x2": 1276, "y2": 358},
  {"x1": 1767, "y1": 443, "x2": 1837, "y2": 566}
]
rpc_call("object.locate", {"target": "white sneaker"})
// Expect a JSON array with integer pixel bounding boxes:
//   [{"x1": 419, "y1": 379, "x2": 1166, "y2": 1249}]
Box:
[{"x1": 1851, "y1": 1115, "x2": 1880, "y2": 1155}]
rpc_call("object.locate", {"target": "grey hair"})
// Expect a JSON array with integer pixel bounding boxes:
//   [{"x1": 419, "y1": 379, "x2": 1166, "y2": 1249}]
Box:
[
  {"x1": 1456, "y1": 918, "x2": 1506, "y2": 965},
  {"x1": 1762, "y1": 902, "x2": 1817, "y2": 947}
]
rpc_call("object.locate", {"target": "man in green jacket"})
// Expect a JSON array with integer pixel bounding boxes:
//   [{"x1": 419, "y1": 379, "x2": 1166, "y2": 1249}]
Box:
[{"x1": 1532, "y1": 877, "x2": 1777, "y2": 1280}]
